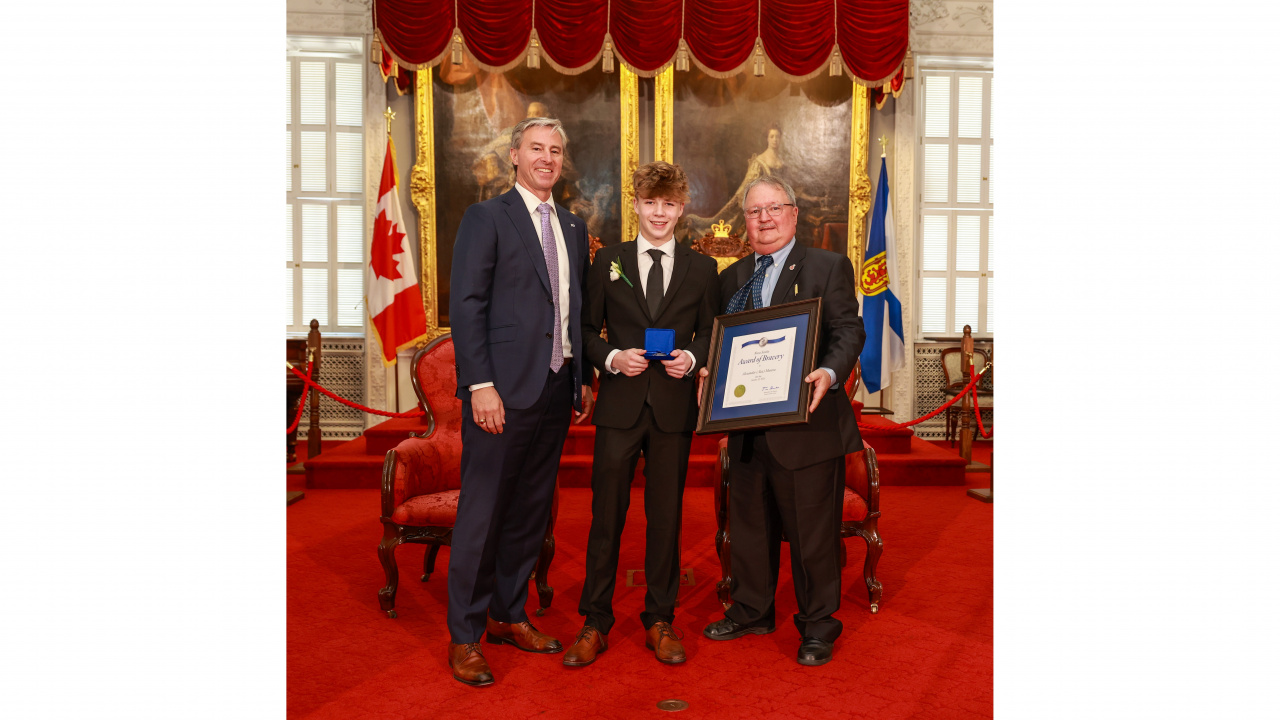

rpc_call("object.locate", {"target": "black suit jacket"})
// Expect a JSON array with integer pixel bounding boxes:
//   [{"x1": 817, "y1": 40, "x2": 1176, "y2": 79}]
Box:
[
  {"x1": 584, "y1": 241, "x2": 720, "y2": 433},
  {"x1": 720, "y1": 243, "x2": 866, "y2": 469},
  {"x1": 450, "y1": 187, "x2": 592, "y2": 411}
]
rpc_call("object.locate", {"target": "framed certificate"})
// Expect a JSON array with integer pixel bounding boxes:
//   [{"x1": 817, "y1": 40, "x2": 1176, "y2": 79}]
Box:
[{"x1": 695, "y1": 298, "x2": 823, "y2": 434}]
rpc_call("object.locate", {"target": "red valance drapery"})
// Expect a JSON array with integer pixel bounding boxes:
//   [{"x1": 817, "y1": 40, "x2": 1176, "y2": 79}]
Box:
[{"x1": 374, "y1": 0, "x2": 908, "y2": 86}]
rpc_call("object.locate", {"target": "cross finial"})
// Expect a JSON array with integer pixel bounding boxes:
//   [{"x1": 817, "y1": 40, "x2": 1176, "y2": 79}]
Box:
[{"x1": 384, "y1": 107, "x2": 396, "y2": 135}]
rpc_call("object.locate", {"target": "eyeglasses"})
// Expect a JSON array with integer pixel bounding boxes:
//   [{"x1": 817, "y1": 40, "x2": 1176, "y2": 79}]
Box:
[{"x1": 744, "y1": 203, "x2": 795, "y2": 220}]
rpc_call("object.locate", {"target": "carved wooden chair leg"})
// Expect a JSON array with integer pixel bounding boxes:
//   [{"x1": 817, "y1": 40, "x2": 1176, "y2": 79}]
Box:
[
  {"x1": 860, "y1": 520, "x2": 884, "y2": 614},
  {"x1": 533, "y1": 490, "x2": 558, "y2": 616},
  {"x1": 533, "y1": 533, "x2": 555, "y2": 615},
  {"x1": 422, "y1": 544, "x2": 441, "y2": 582},
  {"x1": 715, "y1": 445, "x2": 733, "y2": 609},
  {"x1": 377, "y1": 523, "x2": 402, "y2": 618}
]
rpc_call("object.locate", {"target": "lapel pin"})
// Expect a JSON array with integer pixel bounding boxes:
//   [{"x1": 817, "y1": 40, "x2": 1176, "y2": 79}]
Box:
[
  {"x1": 789, "y1": 264, "x2": 796, "y2": 270},
  {"x1": 570, "y1": 223, "x2": 576, "y2": 228}
]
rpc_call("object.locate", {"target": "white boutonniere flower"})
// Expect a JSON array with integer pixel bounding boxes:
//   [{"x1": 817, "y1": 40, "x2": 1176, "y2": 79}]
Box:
[{"x1": 609, "y1": 257, "x2": 634, "y2": 287}]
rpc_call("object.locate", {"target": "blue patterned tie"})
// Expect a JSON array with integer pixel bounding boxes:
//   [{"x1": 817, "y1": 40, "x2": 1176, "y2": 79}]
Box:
[
  {"x1": 726, "y1": 254, "x2": 774, "y2": 314},
  {"x1": 537, "y1": 203, "x2": 564, "y2": 372}
]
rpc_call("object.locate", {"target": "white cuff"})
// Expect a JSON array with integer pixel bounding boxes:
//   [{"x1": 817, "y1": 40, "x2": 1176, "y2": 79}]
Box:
[
  {"x1": 604, "y1": 348, "x2": 622, "y2": 374},
  {"x1": 468, "y1": 382, "x2": 495, "y2": 391},
  {"x1": 683, "y1": 350, "x2": 697, "y2": 376},
  {"x1": 821, "y1": 368, "x2": 837, "y2": 387}
]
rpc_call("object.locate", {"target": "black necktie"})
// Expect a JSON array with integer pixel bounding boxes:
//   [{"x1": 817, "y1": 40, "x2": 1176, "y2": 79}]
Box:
[{"x1": 646, "y1": 248, "x2": 665, "y2": 318}]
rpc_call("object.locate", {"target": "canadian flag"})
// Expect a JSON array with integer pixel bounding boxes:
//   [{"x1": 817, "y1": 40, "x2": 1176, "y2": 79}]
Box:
[{"x1": 366, "y1": 138, "x2": 427, "y2": 365}]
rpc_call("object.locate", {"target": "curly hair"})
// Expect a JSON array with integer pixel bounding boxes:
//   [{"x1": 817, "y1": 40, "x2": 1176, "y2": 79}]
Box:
[{"x1": 632, "y1": 161, "x2": 690, "y2": 203}]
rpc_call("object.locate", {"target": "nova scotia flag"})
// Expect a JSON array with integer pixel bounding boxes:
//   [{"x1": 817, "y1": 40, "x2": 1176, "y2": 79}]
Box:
[{"x1": 858, "y1": 157, "x2": 905, "y2": 394}]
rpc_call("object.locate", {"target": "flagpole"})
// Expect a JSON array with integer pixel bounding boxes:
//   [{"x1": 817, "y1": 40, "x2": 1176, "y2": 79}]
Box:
[{"x1": 385, "y1": 106, "x2": 400, "y2": 413}]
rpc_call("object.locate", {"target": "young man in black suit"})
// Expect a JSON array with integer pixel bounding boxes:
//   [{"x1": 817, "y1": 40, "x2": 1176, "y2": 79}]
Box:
[
  {"x1": 698, "y1": 175, "x2": 866, "y2": 667},
  {"x1": 563, "y1": 162, "x2": 720, "y2": 667}
]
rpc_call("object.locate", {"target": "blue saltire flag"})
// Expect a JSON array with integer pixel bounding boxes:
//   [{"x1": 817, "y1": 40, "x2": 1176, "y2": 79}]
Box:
[{"x1": 857, "y1": 157, "x2": 905, "y2": 394}]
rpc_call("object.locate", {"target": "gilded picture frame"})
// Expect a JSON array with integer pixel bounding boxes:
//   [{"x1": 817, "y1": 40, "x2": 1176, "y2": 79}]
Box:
[
  {"x1": 658, "y1": 68, "x2": 871, "y2": 269},
  {"x1": 411, "y1": 62, "x2": 632, "y2": 338}
]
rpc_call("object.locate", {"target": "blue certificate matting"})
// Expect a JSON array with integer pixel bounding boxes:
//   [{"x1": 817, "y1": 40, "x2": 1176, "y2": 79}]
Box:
[{"x1": 709, "y1": 313, "x2": 811, "y2": 422}]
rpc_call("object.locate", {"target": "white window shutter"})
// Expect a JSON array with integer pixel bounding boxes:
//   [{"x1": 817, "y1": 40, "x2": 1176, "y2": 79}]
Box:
[
  {"x1": 337, "y1": 269, "x2": 364, "y2": 327},
  {"x1": 335, "y1": 63, "x2": 362, "y2": 126},
  {"x1": 301, "y1": 204, "x2": 329, "y2": 262}
]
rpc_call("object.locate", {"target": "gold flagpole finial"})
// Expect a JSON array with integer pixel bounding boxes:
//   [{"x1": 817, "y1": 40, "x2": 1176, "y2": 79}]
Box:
[
  {"x1": 384, "y1": 107, "x2": 396, "y2": 135},
  {"x1": 878, "y1": 135, "x2": 888, "y2": 158}
]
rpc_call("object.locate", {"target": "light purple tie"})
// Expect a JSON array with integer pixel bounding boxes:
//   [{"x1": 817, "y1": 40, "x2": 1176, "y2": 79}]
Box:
[{"x1": 537, "y1": 203, "x2": 564, "y2": 372}]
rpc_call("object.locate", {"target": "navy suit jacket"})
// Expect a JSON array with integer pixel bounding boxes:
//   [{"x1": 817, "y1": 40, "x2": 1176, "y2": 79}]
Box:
[{"x1": 450, "y1": 187, "x2": 591, "y2": 411}]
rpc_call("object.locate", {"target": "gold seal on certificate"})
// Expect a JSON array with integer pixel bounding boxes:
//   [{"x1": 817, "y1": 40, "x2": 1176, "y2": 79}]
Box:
[{"x1": 720, "y1": 328, "x2": 797, "y2": 408}]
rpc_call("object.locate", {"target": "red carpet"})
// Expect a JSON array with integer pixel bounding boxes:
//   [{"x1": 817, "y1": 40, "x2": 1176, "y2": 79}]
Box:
[{"x1": 288, "y1": 476, "x2": 992, "y2": 719}]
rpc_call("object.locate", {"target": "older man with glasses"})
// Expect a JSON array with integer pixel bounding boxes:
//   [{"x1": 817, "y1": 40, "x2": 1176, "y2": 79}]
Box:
[{"x1": 698, "y1": 175, "x2": 866, "y2": 666}]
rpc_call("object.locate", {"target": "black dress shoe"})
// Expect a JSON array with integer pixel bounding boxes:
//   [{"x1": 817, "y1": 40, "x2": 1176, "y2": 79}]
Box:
[
  {"x1": 797, "y1": 637, "x2": 834, "y2": 666},
  {"x1": 702, "y1": 617, "x2": 776, "y2": 641}
]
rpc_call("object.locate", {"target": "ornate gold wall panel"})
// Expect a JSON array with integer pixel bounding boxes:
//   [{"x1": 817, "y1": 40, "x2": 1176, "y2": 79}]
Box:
[
  {"x1": 847, "y1": 83, "x2": 872, "y2": 266},
  {"x1": 411, "y1": 67, "x2": 448, "y2": 341},
  {"x1": 654, "y1": 67, "x2": 673, "y2": 164},
  {"x1": 620, "y1": 66, "x2": 640, "y2": 243}
]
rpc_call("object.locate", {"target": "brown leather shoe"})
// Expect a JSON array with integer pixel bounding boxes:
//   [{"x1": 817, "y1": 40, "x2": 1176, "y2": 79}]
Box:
[
  {"x1": 484, "y1": 619, "x2": 563, "y2": 653},
  {"x1": 448, "y1": 642, "x2": 494, "y2": 686},
  {"x1": 645, "y1": 622, "x2": 687, "y2": 664},
  {"x1": 562, "y1": 625, "x2": 608, "y2": 667}
]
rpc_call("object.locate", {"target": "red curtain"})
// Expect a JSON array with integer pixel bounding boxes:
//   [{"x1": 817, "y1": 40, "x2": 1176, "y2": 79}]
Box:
[
  {"x1": 761, "y1": 0, "x2": 835, "y2": 78},
  {"x1": 374, "y1": 0, "x2": 907, "y2": 83},
  {"x1": 538, "y1": 0, "x2": 609, "y2": 69},
  {"x1": 683, "y1": 0, "x2": 758, "y2": 75},
  {"x1": 611, "y1": 0, "x2": 682, "y2": 73},
  {"x1": 375, "y1": 0, "x2": 454, "y2": 68}
]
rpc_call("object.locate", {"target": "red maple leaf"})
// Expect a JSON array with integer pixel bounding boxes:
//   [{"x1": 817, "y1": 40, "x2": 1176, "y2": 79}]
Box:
[{"x1": 370, "y1": 210, "x2": 406, "y2": 281}]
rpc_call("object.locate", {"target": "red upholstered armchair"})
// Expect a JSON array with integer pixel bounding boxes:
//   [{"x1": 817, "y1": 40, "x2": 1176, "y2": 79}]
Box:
[{"x1": 376, "y1": 335, "x2": 559, "y2": 618}]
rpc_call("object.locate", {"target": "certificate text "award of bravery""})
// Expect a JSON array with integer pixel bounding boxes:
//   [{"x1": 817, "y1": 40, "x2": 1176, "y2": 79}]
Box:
[{"x1": 721, "y1": 328, "x2": 797, "y2": 408}]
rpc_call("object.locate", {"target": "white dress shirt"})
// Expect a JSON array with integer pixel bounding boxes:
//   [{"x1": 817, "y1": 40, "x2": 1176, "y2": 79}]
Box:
[
  {"x1": 469, "y1": 182, "x2": 572, "y2": 392},
  {"x1": 605, "y1": 235, "x2": 695, "y2": 375}
]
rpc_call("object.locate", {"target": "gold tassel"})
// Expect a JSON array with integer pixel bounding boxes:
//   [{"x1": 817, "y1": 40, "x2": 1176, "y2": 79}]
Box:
[
  {"x1": 527, "y1": 35, "x2": 541, "y2": 69},
  {"x1": 370, "y1": 36, "x2": 382, "y2": 65},
  {"x1": 451, "y1": 31, "x2": 463, "y2": 65},
  {"x1": 602, "y1": 39, "x2": 614, "y2": 73},
  {"x1": 829, "y1": 47, "x2": 842, "y2": 76},
  {"x1": 903, "y1": 48, "x2": 915, "y2": 79},
  {"x1": 675, "y1": 39, "x2": 689, "y2": 72},
  {"x1": 753, "y1": 41, "x2": 764, "y2": 76}
]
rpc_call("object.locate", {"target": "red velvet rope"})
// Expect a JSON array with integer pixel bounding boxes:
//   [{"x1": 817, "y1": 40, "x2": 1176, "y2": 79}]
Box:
[
  {"x1": 856, "y1": 364, "x2": 990, "y2": 432},
  {"x1": 971, "y1": 384, "x2": 993, "y2": 439},
  {"x1": 287, "y1": 365, "x2": 426, "y2": 425},
  {"x1": 286, "y1": 360, "x2": 312, "y2": 435}
]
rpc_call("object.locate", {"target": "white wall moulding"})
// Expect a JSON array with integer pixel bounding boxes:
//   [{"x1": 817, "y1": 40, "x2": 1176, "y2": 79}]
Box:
[
  {"x1": 891, "y1": 78, "x2": 917, "y2": 419},
  {"x1": 910, "y1": 0, "x2": 994, "y2": 57},
  {"x1": 287, "y1": 0, "x2": 372, "y2": 35}
]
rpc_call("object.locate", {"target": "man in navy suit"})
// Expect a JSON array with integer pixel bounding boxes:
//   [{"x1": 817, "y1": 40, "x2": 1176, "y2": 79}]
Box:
[
  {"x1": 446, "y1": 117, "x2": 594, "y2": 686},
  {"x1": 698, "y1": 176, "x2": 865, "y2": 667}
]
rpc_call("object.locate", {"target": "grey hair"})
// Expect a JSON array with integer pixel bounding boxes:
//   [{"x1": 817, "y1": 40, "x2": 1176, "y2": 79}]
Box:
[
  {"x1": 510, "y1": 117, "x2": 569, "y2": 154},
  {"x1": 740, "y1": 175, "x2": 796, "y2": 210}
]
